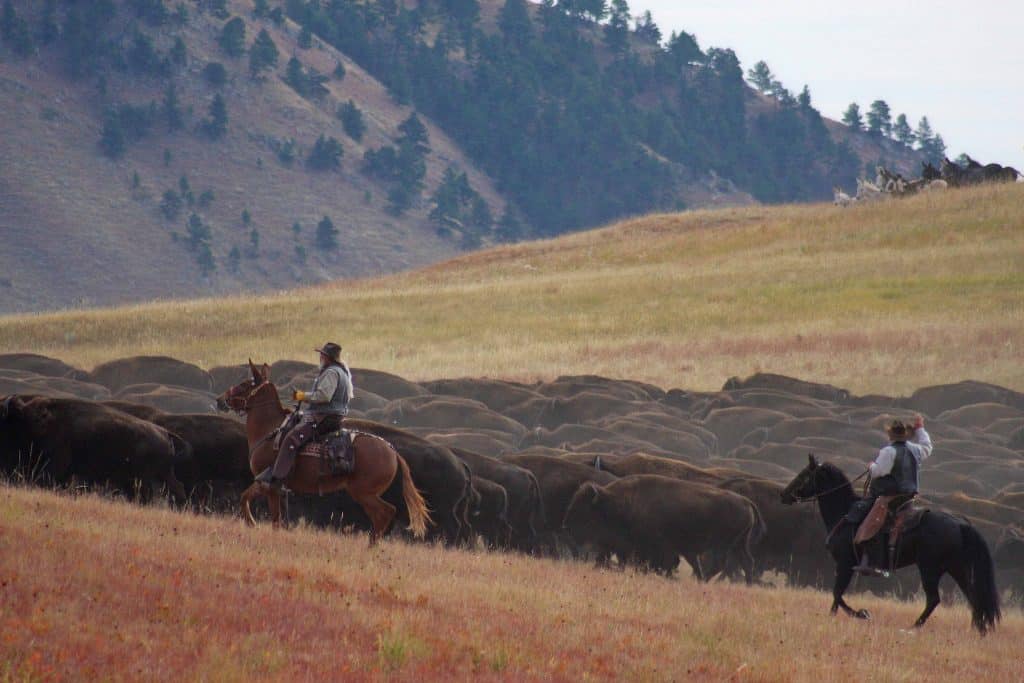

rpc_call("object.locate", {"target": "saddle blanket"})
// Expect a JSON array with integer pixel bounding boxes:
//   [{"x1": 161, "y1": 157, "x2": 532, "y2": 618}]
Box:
[{"x1": 302, "y1": 429, "x2": 355, "y2": 475}]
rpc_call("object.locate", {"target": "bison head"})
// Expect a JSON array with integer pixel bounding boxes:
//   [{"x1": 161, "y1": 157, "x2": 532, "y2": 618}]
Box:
[{"x1": 562, "y1": 481, "x2": 603, "y2": 532}]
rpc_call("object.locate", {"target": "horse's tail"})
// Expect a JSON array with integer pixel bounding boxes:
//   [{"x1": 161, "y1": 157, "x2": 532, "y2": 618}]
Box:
[
  {"x1": 397, "y1": 454, "x2": 432, "y2": 539},
  {"x1": 961, "y1": 523, "x2": 1001, "y2": 635}
]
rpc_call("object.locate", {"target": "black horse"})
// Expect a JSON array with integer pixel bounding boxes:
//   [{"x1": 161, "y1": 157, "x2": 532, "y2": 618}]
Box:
[{"x1": 781, "y1": 455, "x2": 1000, "y2": 634}]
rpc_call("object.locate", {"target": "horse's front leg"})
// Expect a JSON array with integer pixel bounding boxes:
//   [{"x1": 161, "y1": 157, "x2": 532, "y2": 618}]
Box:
[
  {"x1": 267, "y1": 488, "x2": 283, "y2": 529},
  {"x1": 913, "y1": 565, "x2": 942, "y2": 628},
  {"x1": 831, "y1": 565, "x2": 870, "y2": 619},
  {"x1": 239, "y1": 482, "x2": 264, "y2": 526}
]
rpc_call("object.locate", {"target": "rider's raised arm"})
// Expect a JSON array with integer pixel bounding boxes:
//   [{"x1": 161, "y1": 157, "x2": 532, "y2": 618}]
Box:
[{"x1": 909, "y1": 426, "x2": 933, "y2": 461}]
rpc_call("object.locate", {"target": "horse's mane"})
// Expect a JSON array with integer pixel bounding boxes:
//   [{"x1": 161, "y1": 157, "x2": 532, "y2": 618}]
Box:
[{"x1": 817, "y1": 461, "x2": 853, "y2": 489}]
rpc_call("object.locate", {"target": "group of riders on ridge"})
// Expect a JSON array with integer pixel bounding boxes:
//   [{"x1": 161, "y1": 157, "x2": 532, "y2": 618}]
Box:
[{"x1": 265, "y1": 341, "x2": 932, "y2": 577}]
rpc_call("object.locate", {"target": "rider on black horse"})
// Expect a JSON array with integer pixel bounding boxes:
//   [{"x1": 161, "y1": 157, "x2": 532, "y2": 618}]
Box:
[
  {"x1": 845, "y1": 413, "x2": 932, "y2": 575},
  {"x1": 255, "y1": 342, "x2": 354, "y2": 490}
]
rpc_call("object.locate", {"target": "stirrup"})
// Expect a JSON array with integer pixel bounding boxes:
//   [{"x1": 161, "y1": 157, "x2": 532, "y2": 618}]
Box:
[{"x1": 254, "y1": 468, "x2": 284, "y2": 490}]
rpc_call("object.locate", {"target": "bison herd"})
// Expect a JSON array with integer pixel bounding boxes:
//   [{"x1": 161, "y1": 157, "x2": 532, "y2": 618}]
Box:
[{"x1": 2, "y1": 352, "x2": 1023, "y2": 603}]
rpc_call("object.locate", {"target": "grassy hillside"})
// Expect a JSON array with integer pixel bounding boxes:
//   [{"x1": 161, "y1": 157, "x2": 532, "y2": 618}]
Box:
[
  {"x1": 2, "y1": 484, "x2": 1021, "y2": 681},
  {"x1": 0, "y1": 0, "x2": 503, "y2": 313},
  {"x1": 1, "y1": 183, "x2": 1022, "y2": 396}
]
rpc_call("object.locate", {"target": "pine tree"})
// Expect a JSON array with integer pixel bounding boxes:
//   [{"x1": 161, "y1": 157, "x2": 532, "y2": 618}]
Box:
[
  {"x1": 307, "y1": 135, "x2": 344, "y2": 170},
  {"x1": 797, "y1": 85, "x2": 812, "y2": 109},
  {"x1": 316, "y1": 215, "x2": 339, "y2": 250},
  {"x1": 202, "y1": 94, "x2": 228, "y2": 139},
  {"x1": 498, "y1": 0, "x2": 533, "y2": 50},
  {"x1": 603, "y1": 0, "x2": 630, "y2": 55},
  {"x1": 747, "y1": 61, "x2": 773, "y2": 92},
  {"x1": 1, "y1": 1, "x2": 35, "y2": 58},
  {"x1": 892, "y1": 114, "x2": 914, "y2": 147},
  {"x1": 633, "y1": 10, "x2": 660, "y2": 44},
  {"x1": 170, "y1": 37, "x2": 187, "y2": 66},
  {"x1": 218, "y1": 16, "x2": 246, "y2": 57},
  {"x1": 914, "y1": 116, "x2": 934, "y2": 151},
  {"x1": 841, "y1": 102, "x2": 862, "y2": 131},
  {"x1": 338, "y1": 100, "x2": 366, "y2": 141},
  {"x1": 866, "y1": 100, "x2": 891, "y2": 137},
  {"x1": 163, "y1": 84, "x2": 183, "y2": 132},
  {"x1": 298, "y1": 24, "x2": 313, "y2": 49},
  {"x1": 99, "y1": 111, "x2": 126, "y2": 159},
  {"x1": 249, "y1": 28, "x2": 279, "y2": 78}
]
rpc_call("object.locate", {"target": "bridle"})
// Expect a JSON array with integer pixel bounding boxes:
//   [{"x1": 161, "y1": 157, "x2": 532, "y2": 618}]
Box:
[
  {"x1": 222, "y1": 379, "x2": 282, "y2": 414},
  {"x1": 789, "y1": 467, "x2": 869, "y2": 503}
]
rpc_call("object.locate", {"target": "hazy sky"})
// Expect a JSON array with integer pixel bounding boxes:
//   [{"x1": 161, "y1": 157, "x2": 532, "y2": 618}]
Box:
[{"x1": 631, "y1": 1, "x2": 1024, "y2": 171}]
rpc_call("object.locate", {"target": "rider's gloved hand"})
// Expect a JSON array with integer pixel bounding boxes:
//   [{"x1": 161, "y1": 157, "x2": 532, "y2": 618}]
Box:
[{"x1": 292, "y1": 390, "x2": 307, "y2": 401}]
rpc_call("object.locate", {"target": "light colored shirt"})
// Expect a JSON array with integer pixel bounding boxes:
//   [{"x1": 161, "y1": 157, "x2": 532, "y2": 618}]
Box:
[
  {"x1": 870, "y1": 427, "x2": 932, "y2": 478},
  {"x1": 305, "y1": 367, "x2": 339, "y2": 404}
]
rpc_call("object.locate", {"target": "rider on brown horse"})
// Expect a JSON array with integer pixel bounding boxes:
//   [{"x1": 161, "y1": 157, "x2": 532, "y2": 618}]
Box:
[{"x1": 255, "y1": 342, "x2": 354, "y2": 490}]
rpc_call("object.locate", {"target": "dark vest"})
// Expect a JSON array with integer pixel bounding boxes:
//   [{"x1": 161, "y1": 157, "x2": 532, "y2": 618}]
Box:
[
  {"x1": 306, "y1": 363, "x2": 352, "y2": 416},
  {"x1": 869, "y1": 442, "x2": 919, "y2": 497}
]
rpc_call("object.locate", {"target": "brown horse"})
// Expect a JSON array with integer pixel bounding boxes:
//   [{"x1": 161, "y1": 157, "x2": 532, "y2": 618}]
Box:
[{"x1": 216, "y1": 361, "x2": 431, "y2": 543}]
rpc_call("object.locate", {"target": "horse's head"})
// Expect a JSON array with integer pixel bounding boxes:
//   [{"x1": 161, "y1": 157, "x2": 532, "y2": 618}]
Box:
[
  {"x1": 780, "y1": 453, "x2": 821, "y2": 504},
  {"x1": 216, "y1": 359, "x2": 271, "y2": 413},
  {"x1": 922, "y1": 161, "x2": 941, "y2": 180}
]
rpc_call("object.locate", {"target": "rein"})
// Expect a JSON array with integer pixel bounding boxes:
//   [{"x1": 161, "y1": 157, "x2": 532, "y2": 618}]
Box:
[{"x1": 792, "y1": 468, "x2": 869, "y2": 503}]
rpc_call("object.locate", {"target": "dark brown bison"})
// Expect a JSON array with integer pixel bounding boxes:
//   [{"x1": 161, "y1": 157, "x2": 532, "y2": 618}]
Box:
[
  {"x1": 722, "y1": 373, "x2": 851, "y2": 404},
  {"x1": 0, "y1": 369, "x2": 110, "y2": 400},
  {"x1": 103, "y1": 404, "x2": 251, "y2": 502},
  {"x1": 468, "y1": 475, "x2": 512, "y2": 548},
  {"x1": 0, "y1": 395, "x2": 189, "y2": 503},
  {"x1": 702, "y1": 407, "x2": 792, "y2": 455},
  {"x1": 908, "y1": 381, "x2": 1024, "y2": 417},
  {"x1": 716, "y1": 476, "x2": 830, "y2": 587},
  {"x1": 90, "y1": 356, "x2": 214, "y2": 393},
  {"x1": 566, "y1": 452, "x2": 728, "y2": 486},
  {"x1": 535, "y1": 375, "x2": 665, "y2": 402},
  {"x1": 342, "y1": 419, "x2": 473, "y2": 545},
  {"x1": 500, "y1": 454, "x2": 617, "y2": 554},
  {"x1": 350, "y1": 368, "x2": 428, "y2": 400},
  {"x1": 369, "y1": 395, "x2": 528, "y2": 440},
  {"x1": 420, "y1": 377, "x2": 543, "y2": 413},
  {"x1": 450, "y1": 446, "x2": 545, "y2": 552},
  {"x1": 114, "y1": 384, "x2": 218, "y2": 414},
  {"x1": 0, "y1": 353, "x2": 91, "y2": 381},
  {"x1": 563, "y1": 474, "x2": 765, "y2": 581}
]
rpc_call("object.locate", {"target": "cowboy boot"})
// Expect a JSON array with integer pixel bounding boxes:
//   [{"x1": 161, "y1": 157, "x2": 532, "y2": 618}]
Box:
[{"x1": 254, "y1": 467, "x2": 284, "y2": 491}]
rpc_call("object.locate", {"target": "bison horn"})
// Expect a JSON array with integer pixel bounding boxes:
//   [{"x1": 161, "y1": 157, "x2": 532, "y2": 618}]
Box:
[{"x1": 807, "y1": 453, "x2": 817, "y2": 467}]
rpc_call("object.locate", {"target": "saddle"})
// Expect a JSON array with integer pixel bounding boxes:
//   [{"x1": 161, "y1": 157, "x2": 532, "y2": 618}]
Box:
[
  {"x1": 854, "y1": 494, "x2": 926, "y2": 548},
  {"x1": 301, "y1": 429, "x2": 356, "y2": 476}
]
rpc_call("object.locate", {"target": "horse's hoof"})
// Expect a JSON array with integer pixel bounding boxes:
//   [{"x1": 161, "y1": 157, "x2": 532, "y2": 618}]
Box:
[{"x1": 855, "y1": 609, "x2": 871, "y2": 620}]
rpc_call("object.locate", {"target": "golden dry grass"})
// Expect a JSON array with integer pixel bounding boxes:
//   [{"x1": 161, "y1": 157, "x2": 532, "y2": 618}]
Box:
[
  {"x1": 2, "y1": 183, "x2": 1022, "y2": 396},
  {"x1": 2, "y1": 484, "x2": 1022, "y2": 682}
]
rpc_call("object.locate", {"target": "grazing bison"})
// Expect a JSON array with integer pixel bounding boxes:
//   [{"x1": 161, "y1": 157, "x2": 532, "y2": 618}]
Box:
[
  {"x1": 0, "y1": 353, "x2": 91, "y2": 381},
  {"x1": 0, "y1": 395, "x2": 189, "y2": 503},
  {"x1": 702, "y1": 407, "x2": 792, "y2": 456},
  {"x1": 420, "y1": 377, "x2": 543, "y2": 413},
  {"x1": 563, "y1": 474, "x2": 766, "y2": 581},
  {"x1": 716, "y1": 476, "x2": 830, "y2": 587},
  {"x1": 370, "y1": 395, "x2": 528, "y2": 440},
  {"x1": 90, "y1": 356, "x2": 214, "y2": 393},
  {"x1": 468, "y1": 475, "x2": 512, "y2": 548},
  {"x1": 103, "y1": 405, "x2": 251, "y2": 500},
  {"x1": 350, "y1": 368, "x2": 428, "y2": 400},
  {"x1": 450, "y1": 446, "x2": 545, "y2": 552},
  {"x1": 907, "y1": 381, "x2": 1024, "y2": 417},
  {"x1": 722, "y1": 373, "x2": 851, "y2": 404},
  {"x1": 343, "y1": 419, "x2": 473, "y2": 545},
  {"x1": 115, "y1": 384, "x2": 218, "y2": 414},
  {"x1": 571, "y1": 452, "x2": 727, "y2": 487},
  {"x1": 501, "y1": 454, "x2": 617, "y2": 554}
]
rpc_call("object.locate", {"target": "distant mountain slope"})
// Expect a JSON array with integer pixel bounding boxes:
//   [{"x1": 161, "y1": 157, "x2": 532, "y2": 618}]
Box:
[
  {"x1": 0, "y1": 0, "x2": 927, "y2": 314},
  {"x1": 0, "y1": 0, "x2": 504, "y2": 313}
]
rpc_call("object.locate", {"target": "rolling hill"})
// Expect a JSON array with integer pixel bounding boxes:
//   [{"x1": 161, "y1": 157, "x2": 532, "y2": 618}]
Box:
[
  {"x1": 1, "y1": 182, "x2": 1021, "y2": 397},
  {"x1": 0, "y1": 0, "x2": 928, "y2": 314}
]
